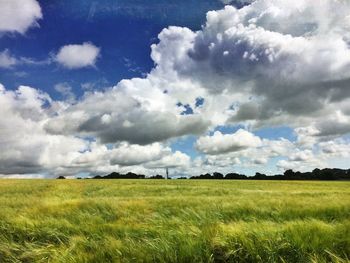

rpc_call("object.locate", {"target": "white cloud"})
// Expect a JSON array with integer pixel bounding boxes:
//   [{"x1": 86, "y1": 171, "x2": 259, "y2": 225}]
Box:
[
  {"x1": 0, "y1": 0, "x2": 42, "y2": 34},
  {"x1": 276, "y1": 149, "x2": 325, "y2": 172},
  {"x1": 0, "y1": 84, "x2": 88, "y2": 175},
  {"x1": 193, "y1": 128, "x2": 348, "y2": 174},
  {"x1": 0, "y1": 49, "x2": 17, "y2": 68},
  {"x1": 0, "y1": 84, "x2": 193, "y2": 177},
  {"x1": 194, "y1": 134, "x2": 293, "y2": 173},
  {"x1": 109, "y1": 143, "x2": 170, "y2": 166},
  {"x1": 56, "y1": 42, "x2": 100, "y2": 69},
  {"x1": 147, "y1": 1, "x2": 350, "y2": 133},
  {"x1": 146, "y1": 151, "x2": 191, "y2": 169},
  {"x1": 319, "y1": 140, "x2": 350, "y2": 158},
  {"x1": 69, "y1": 141, "x2": 191, "y2": 174},
  {"x1": 196, "y1": 129, "x2": 262, "y2": 155}
]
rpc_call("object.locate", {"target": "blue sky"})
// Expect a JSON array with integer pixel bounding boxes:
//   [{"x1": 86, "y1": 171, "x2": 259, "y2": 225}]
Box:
[{"x1": 0, "y1": 0, "x2": 350, "y2": 178}]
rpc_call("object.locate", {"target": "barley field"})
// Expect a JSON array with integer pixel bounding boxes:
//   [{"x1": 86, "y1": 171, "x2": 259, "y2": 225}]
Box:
[{"x1": 0, "y1": 180, "x2": 349, "y2": 263}]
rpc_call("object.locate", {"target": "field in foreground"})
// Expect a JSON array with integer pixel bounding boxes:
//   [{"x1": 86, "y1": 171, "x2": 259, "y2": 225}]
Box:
[{"x1": 0, "y1": 180, "x2": 349, "y2": 263}]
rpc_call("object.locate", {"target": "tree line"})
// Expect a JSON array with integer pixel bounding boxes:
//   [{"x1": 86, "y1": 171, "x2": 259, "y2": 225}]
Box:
[
  {"x1": 57, "y1": 168, "x2": 350, "y2": 180},
  {"x1": 189, "y1": 168, "x2": 350, "y2": 180}
]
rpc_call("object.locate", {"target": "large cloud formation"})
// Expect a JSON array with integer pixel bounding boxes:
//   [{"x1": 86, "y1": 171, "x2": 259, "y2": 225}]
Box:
[
  {"x1": 1, "y1": 0, "x2": 350, "y2": 177},
  {"x1": 151, "y1": 0, "x2": 350, "y2": 148},
  {"x1": 0, "y1": 84, "x2": 192, "y2": 177},
  {"x1": 151, "y1": 1, "x2": 350, "y2": 132}
]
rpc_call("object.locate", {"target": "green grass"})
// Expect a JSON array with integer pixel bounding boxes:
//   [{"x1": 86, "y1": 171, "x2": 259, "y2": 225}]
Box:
[{"x1": 0, "y1": 180, "x2": 349, "y2": 263}]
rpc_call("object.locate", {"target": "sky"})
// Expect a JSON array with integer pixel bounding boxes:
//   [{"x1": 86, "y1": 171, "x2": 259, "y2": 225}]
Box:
[{"x1": 0, "y1": 0, "x2": 350, "y2": 178}]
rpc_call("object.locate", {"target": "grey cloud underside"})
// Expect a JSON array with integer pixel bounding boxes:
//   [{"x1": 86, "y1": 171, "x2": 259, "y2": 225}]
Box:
[
  {"x1": 45, "y1": 87, "x2": 211, "y2": 145},
  {"x1": 187, "y1": 35, "x2": 350, "y2": 119},
  {"x1": 78, "y1": 112, "x2": 209, "y2": 145},
  {"x1": 315, "y1": 121, "x2": 350, "y2": 138},
  {"x1": 0, "y1": 162, "x2": 42, "y2": 175}
]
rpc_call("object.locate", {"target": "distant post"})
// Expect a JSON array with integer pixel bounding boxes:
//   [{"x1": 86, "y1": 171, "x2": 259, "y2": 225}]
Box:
[{"x1": 165, "y1": 168, "x2": 169, "y2": 180}]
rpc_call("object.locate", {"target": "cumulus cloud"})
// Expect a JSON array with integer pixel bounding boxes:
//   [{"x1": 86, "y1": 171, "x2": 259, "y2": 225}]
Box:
[
  {"x1": 109, "y1": 143, "x2": 169, "y2": 166},
  {"x1": 194, "y1": 134, "x2": 294, "y2": 174},
  {"x1": 194, "y1": 126, "x2": 350, "y2": 174},
  {"x1": 145, "y1": 151, "x2": 191, "y2": 169},
  {"x1": 56, "y1": 42, "x2": 100, "y2": 69},
  {"x1": 196, "y1": 129, "x2": 261, "y2": 155},
  {"x1": 319, "y1": 140, "x2": 350, "y2": 157},
  {"x1": 45, "y1": 77, "x2": 210, "y2": 145},
  {"x1": 276, "y1": 148, "x2": 326, "y2": 172},
  {"x1": 147, "y1": 1, "x2": 350, "y2": 134},
  {"x1": 0, "y1": 84, "x2": 193, "y2": 177},
  {"x1": 187, "y1": 1, "x2": 350, "y2": 86},
  {"x1": 70, "y1": 141, "x2": 190, "y2": 173},
  {"x1": 0, "y1": 84, "x2": 87, "y2": 175},
  {"x1": 0, "y1": 0, "x2": 42, "y2": 34},
  {"x1": 294, "y1": 109, "x2": 350, "y2": 149}
]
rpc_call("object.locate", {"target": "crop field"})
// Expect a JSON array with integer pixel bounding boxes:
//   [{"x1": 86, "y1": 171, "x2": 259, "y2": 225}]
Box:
[{"x1": 0, "y1": 180, "x2": 349, "y2": 263}]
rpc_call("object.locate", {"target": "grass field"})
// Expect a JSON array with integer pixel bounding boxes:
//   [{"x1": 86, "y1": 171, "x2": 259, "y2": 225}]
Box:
[{"x1": 0, "y1": 180, "x2": 349, "y2": 263}]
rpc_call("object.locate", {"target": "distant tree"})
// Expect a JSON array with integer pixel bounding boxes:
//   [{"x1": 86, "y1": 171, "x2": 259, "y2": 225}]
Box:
[
  {"x1": 57, "y1": 176, "x2": 66, "y2": 179},
  {"x1": 284, "y1": 169, "x2": 295, "y2": 179},
  {"x1": 225, "y1": 173, "x2": 247, "y2": 180},
  {"x1": 190, "y1": 173, "x2": 213, "y2": 179},
  {"x1": 93, "y1": 172, "x2": 145, "y2": 179},
  {"x1": 149, "y1": 175, "x2": 165, "y2": 179},
  {"x1": 253, "y1": 172, "x2": 267, "y2": 180},
  {"x1": 213, "y1": 172, "x2": 224, "y2": 179}
]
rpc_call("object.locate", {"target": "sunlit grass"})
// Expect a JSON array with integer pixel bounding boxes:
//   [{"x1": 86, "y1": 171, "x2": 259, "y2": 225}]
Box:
[{"x1": 0, "y1": 180, "x2": 349, "y2": 262}]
